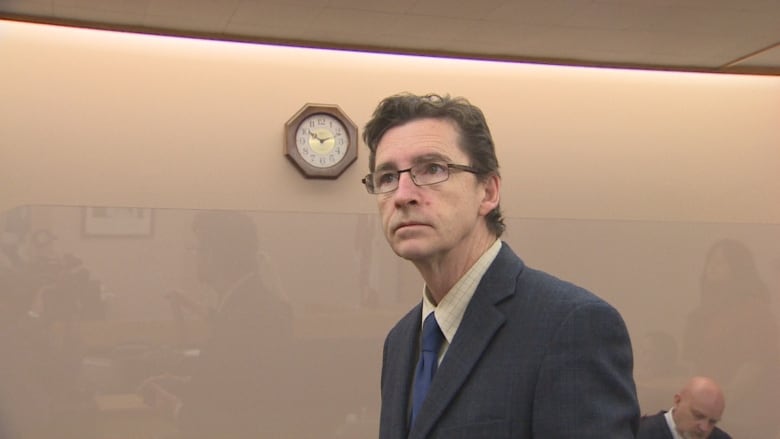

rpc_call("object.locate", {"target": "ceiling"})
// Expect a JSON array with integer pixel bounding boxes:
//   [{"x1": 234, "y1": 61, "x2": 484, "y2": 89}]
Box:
[{"x1": 2, "y1": 0, "x2": 779, "y2": 75}]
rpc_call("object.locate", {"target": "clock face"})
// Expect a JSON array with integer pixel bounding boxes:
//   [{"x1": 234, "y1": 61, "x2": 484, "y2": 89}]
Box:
[
  {"x1": 285, "y1": 103, "x2": 357, "y2": 179},
  {"x1": 295, "y1": 113, "x2": 350, "y2": 168}
]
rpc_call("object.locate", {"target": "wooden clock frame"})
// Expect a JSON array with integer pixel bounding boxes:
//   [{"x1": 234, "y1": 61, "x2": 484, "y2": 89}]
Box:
[{"x1": 284, "y1": 103, "x2": 358, "y2": 179}]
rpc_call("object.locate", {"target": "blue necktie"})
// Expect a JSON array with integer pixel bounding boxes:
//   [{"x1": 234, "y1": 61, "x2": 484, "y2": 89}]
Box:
[{"x1": 410, "y1": 312, "x2": 444, "y2": 425}]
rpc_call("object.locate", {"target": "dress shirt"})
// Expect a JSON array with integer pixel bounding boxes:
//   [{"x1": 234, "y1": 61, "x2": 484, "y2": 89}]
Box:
[
  {"x1": 665, "y1": 408, "x2": 683, "y2": 439},
  {"x1": 421, "y1": 239, "x2": 502, "y2": 363}
]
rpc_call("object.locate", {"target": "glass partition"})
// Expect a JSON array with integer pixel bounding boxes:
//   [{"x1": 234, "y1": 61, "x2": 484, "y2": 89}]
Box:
[{"x1": 1, "y1": 205, "x2": 778, "y2": 438}]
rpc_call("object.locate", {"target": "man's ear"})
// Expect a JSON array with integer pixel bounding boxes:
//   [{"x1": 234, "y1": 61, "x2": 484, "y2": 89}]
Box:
[{"x1": 479, "y1": 174, "x2": 501, "y2": 216}]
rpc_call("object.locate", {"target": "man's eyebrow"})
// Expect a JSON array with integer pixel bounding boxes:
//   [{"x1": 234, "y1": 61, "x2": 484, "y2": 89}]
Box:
[
  {"x1": 375, "y1": 153, "x2": 450, "y2": 172},
  {"x1": 374, "y1": 162, "x2": 395, "y2": 172},
  {"x1": 691, "y1": 408, "x2": 719, "y2": 423},
  {"x1": 412, "y1": 153, "x2": 449, "y2": 165}
]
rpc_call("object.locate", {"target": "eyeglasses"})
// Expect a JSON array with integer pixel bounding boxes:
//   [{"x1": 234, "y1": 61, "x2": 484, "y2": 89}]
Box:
[{"x1": 362, "y1": 161, "x2": 480, "y2": 194}]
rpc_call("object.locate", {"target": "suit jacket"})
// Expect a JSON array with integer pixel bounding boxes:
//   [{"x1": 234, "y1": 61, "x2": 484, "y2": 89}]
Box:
[
  {"x1": 379, "y1": 243, "x2": 639, "y2": 439},
  {"x1": 637, "y1": 411, "x2": 732, "y2": 439}
]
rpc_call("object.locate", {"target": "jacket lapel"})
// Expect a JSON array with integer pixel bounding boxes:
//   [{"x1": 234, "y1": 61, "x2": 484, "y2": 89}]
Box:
[
  {"x1": 408, "y1": 244, "x2": 522, "y2": 439},
  {"x1": 382, "y1": 306, "x2": 422, "y2": 439}
]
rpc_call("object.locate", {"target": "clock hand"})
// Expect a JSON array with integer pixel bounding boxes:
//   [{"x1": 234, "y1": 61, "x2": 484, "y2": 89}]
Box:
[{"x1": 311, "y1": 130, "x2": 334, "y2": 144}]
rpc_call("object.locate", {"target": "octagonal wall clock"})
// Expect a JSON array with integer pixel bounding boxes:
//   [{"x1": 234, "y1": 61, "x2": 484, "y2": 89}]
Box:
[{"x1": 284, "y1": 103, "x2": 358, "y2": 179}]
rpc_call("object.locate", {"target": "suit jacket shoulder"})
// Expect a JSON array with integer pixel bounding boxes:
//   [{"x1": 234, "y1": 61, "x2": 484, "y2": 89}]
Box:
[
  {"x1": 637, "y1": 412, "x2": 673, "y2": 439},
  {"x1": 711, "y1": 427, "x2": 733, "y2": 439}
]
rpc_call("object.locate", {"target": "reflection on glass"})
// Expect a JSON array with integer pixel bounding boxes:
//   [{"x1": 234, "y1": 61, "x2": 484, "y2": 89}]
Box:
[
  {"x1": 1, "y1": 206, "x2": 779, "y2": 438},
  {"x1": 137, "y1": 210, "x2": 296, "y2": 438},
  {"x1": 682, "y1": 239, "x2": 780, "y2": 438}
]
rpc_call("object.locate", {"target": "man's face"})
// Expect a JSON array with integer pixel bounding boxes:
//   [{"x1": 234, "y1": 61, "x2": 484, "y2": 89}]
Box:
[
  {"x1": 673, "y1": 392, "x2": 723, "y2": 439},
  {"x1": 373, "y1": 118, "x2": 497, "y2": 265}
]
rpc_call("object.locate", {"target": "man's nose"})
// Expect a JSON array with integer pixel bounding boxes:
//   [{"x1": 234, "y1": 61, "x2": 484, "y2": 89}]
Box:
[
  {"x1": 392, "y1": 172, "x2": 419, "y2": 203},
  {"x1": 399, "y1": 170, "x2": 417, "y2": 188}
]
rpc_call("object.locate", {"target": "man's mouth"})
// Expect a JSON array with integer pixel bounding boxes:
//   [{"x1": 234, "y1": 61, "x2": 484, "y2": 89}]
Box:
[{"x1": 394, "y1": 221, "x2": 426, "y2": 233}]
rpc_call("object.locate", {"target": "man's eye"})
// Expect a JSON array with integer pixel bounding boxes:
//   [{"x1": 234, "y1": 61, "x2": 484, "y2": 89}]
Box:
[
  {"x1": 377, "y1": 172, "x2": 398, "y2": 186},
  {"x1": 421, "y1": 162, "x2": 447, "y2": 175}
]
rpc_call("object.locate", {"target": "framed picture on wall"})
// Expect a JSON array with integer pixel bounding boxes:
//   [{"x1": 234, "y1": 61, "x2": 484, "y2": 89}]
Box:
[{"x1": 82, "y1": 207, "x2": 154, "y2": 237}]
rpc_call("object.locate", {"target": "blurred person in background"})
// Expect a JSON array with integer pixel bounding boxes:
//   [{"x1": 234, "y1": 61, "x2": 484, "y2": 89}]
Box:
[
  {"x1": 683, "y1": 239, "x2": 779, "y2": 438},
  {"x1": 637, "y1": 376, "x2": 731, "y2": 439},
  {"x1": 139, "y1": 210, "x2": 293, "y2": 439}
]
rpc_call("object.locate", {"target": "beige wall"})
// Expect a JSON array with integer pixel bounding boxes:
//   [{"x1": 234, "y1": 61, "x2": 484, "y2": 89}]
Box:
[
  {"x1": 2, "y1": 20, "x2": 780, "y2": 439},
  {"x1": 2, "y1": 20, "x2": 778, "y2": 223}
]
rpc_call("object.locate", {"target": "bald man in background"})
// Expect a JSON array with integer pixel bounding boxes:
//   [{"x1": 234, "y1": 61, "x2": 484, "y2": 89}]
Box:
[{"x1": 637, "y1": 376, "x2": 732, "y2": 439}]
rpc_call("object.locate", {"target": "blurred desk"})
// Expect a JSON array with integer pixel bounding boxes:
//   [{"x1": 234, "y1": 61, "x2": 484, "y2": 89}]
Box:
[{"x1": 94, "y1": 393, "x2": 177, "y2": 439}]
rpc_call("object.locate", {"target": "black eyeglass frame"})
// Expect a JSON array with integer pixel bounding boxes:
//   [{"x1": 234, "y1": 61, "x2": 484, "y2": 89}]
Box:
[{"x1": 361, "y1": 162, "x2": 480, "y2": 194}]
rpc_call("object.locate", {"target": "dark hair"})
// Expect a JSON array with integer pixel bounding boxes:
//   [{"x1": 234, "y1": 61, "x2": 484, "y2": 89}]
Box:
[{"x1": 363, "y1": 93, "x2": 505, "y2": 237}]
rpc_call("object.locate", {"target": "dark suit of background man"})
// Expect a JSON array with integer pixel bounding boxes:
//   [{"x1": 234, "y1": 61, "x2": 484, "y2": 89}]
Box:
[
  {"x1": 638, "y1": 376, "x2": 732, "y2": 439},
  {"x1": 360, "y1": 92, "x2": 639, "y2": 438}
]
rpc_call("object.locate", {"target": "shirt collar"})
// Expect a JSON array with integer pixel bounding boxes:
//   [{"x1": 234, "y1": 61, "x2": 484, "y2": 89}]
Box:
[
  {"x1": 422, "y1": 239, "x2": 502, "y2": 343},
  {"x1": 665, "y1": 408, "x2": 684, "y2": 439}
]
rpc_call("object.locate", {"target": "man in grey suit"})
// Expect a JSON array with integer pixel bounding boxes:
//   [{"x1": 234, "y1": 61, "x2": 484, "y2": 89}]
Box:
[{"x1": 361, "y1": 92, "x2": 639, "y2": 438}]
